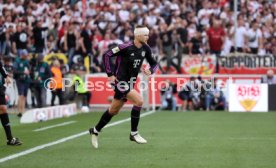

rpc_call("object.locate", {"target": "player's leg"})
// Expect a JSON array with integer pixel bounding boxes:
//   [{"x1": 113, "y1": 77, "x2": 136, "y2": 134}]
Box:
[
  {"x1": 0, "y1": 95, "x2": 22, "y2": 146},
  {"x1": 89, "y1": 98, "x2": 124, "y2": 148},
  {"x1": 126, "y1": 90, "x2": 143, "y2": 133},
  {"x1": 16, "y1": 82, "x2": 23, "y2": 117},
  {"x1": 94, "y1": 98, "x2": 124, "y2": 132},
  {"x1": 126, "y1": 90, "x2": 147, "y2": 144}
]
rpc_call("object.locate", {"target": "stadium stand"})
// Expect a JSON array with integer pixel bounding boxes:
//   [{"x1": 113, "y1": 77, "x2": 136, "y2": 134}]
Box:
[{"x1": 0, "y1": 0, "x2": 275, "y2": 113}]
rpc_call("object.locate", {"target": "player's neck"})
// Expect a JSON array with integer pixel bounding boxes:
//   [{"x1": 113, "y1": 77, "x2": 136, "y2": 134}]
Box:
[{"x1": 134, "y1": 39, "x2": 143, "y2": 48}]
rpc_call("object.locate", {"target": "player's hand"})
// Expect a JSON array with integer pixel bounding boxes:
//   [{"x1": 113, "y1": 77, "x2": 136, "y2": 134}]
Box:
[
  {"x1": 108, "y1": 75, "x2": 117, "y2": 84},
  {"x1": 5, "y1": 76, "x2": 12, "y2": 85},
  {"x1": 143, "y1": 68, "x2": 152, "y2": 76}
]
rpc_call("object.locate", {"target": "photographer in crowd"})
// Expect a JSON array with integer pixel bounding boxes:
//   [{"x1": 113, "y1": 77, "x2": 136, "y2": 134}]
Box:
[{"x1": 160, "y1": 80, "x2": 177, "y2": 111}]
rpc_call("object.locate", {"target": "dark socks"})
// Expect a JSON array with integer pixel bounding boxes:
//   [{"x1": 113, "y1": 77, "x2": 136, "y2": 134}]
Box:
[
  {"x1": 95, "y1": 110, "x2": 113, "y2": 132},
  {"x1": 131, "y1": 106, "x2": 141, "y2": 132},
  {"x1": 0, "y1": 113, "x2": 13, "y2": 141}
]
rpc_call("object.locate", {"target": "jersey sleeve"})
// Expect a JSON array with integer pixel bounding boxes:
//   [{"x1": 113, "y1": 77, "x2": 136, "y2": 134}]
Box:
[
  {"x1": 103, "y1": 42, "x2": 131, "y2": 77},
  {"x1": 144, "y1": 45, "x2": 158, "y2": 74},
  {"x1": 0, "y1": 62, "x2": 8, "y2": 78}
]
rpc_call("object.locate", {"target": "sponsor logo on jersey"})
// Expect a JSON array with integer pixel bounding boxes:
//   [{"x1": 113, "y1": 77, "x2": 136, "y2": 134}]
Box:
[
  {"x1": 141, "y1": 51, "x2": 145, "y2": 57},
  {"x1": 133, "y1": 59, "x2": 141, "y2": 68},
  {"x1": 112, "y1": 47, "x2": 120, "y2": 54}
]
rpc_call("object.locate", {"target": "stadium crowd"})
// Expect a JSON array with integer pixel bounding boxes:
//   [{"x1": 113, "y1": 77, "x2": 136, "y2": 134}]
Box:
[
  {"x1": 0, "y1": 0, "x2": 276, "y2": 71},
  {"x1": 0, "y1": 0, "x2": 275, "y2": 112}
]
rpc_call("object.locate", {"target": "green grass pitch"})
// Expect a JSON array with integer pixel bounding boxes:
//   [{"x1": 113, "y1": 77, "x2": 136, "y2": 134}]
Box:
[{"x1": 0, "y1": 111, "x2": 276, "y2": 168}]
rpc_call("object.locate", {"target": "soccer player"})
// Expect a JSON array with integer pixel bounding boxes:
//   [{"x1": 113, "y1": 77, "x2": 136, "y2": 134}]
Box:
[
  {"x1": 89, "y1": 25, "x2": 158, "y2": 148},
  {"x1": 0, "y1": 61, "x2": 22, "y2": 146}
]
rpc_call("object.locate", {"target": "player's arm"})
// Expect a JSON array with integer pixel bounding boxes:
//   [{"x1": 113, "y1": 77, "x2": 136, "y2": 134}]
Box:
[
  {"x1": 144, "y1": 45, "x2": 158, "y2": 76},
  {"x1": 0, "y1": 62, "x2": 11, "y2": 84},
  {"x1": 102, "y1": 48, "x2": 118, "y2": 77},
  {"x1": 102, "y1": 43, "x2": 129, "y2": 77}
]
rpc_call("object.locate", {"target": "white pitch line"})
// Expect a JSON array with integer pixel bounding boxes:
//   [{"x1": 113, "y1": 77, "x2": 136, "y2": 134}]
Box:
[
  {"x1": 161, "y1": 137, "x2": 276, "y2": 141},
  {"x1": 0, "y1": 110, "x2": 155, "y2": 163},
  {"x1": 33, "y1": 121, "x2": 77, "y2": 132}
]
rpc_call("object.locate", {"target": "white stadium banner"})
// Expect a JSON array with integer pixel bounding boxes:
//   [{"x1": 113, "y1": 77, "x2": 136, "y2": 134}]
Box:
[
  {"x1": 229, "y1": 84, "x2": 268, "y2": 112},
  {"x1": 20, "y1": 103, "x2": 77, "y2": 123}
]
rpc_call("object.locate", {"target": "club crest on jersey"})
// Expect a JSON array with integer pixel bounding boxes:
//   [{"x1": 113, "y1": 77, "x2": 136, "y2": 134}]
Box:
[
  {"x1": 112, "y1": 47, "x2": 120, "y2": 54},
  {"x1": 131, "y1": 53, "x2": 135, "y2": 56},
  {"x1": 141, "y1": 51, "x2": 145, "y2": 57}
]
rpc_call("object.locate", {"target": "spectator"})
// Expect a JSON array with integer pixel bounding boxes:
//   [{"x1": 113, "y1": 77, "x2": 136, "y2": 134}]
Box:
[
  {"x1": 197, "y1": 0, "x2": 213, "y2": 29},
  {"x1": 3, "y1": 56, "x2": 13, "y2": 74},
  {"x1": 98, "y1": 32, "x2": 112, "y2": 57},
  {"x1": 90, "y1": 54, "x2": 102, "y2": 73},
  {"x1": 14, "y1": 0, "x2": 25, "y2": 15},
  {"x1": 12, "y1": 23, "x2": 29, "y2": 57},
  {"x1": 0, "y1": 16, "x2": 7, "y2": 57},
  {"x1": 246, "y1": 20, "x2": 263, "y2": 54},
  {"x1": 13, "y1": 49, "x2": 30, "y2": 117},
  {"x1": 32, "y1": 19, "x2": 48, "y2": 55},
  {"x1": 270, "y1": 38, "x2": 276, "y2": 55},
  {"x1": 147, "y1": 27, "x2": 159, "y2": 56},
  {"x1": 33, "y1": 54, "x2": 51, "y2": 108},
  {"x1": 50, "y1": 59, "x2": 64, "y2": 106},
  {"x1": 178, "y1": 76, "x2": 197, "y2": 111},
  {"x1": 29, "y1": 53, "x2": 37, "y2": 108},
  {"x1": 261, "y1": 69, "x2": 276, "y2": 85},
  {"x1": 79, "y1": 22, "x2": 93, "y2": 57},
  {"x1": 72, "y1": 65, "x2": 91, "y2": 110},
  {"x1": 59, "y1": 59, "x2": 69, "y2": 76},
  {"x1": 206, "y1": 19, "x2": 225, "y2": 72},
  {"x1": 204, "y1": 78, "x2": 226, "y2": 111},
  {"x1": 189, "y1": 31, "x2": 202, "y2": 55},
  {"x1": 4, "y1": 25, "x2": 14, "y2": 57},
  {"x1": 206, "y1": 19, "x2": 225, "y2": 55},
  {"x1": 0, "y1": 0, "x2": 274, "y2": 79},
  {"x1": 46, "y1": 34, "x2": 58, "y2": 53},
  {"x1": 175, "y1": 18, "x2": 188, "y2": 73},
  {"x1": 159, "y1": 23, "x2": 174, "y2": 73},
  {"x1": 64, "y1": 22, "x2": 79, "y2": 66},
  {"x1": 232, "y1": 16, "x2": 247, "y2": 53},
  {"x1": 160, "y1": 80, "x2": 177, "y2": 111}
]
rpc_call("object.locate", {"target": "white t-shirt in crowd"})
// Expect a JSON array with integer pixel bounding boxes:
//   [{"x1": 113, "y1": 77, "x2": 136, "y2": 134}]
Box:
[
  {"x1": 86, "y1": 7, "x2": 96, "y2": 17},
  {"x1": 36, "y1": 3, "x2": 49, "y2": 16},
  {"x1": 248, "y1": 1, "x2": 261, "y2": 13},
  {"x1": 170, "y1": 3, "x2": 179, "y2": 11},
  {"x1": 221, "y1": 36, "x2": 233, "y2": 56},
  {"x1": 14, "y1": 5, "x2": 24, "y2": 14},
  {"x1": 60, "y1": 14, "x2": 71, "y2": 25},
  {"x1": 105, "y1": 12, "x2": 116, "y2": 22},
  {"x1": 4, "y1": 22, "x2": 15, "y2": 31},
  {"x1": 110, "y1": 3, "x2": 121, "y2": 11},
  {"x1": 145, "y1": 15, "x2": 157, "y2": 28},
  {"x1": 187, "y1": 27, "x2": 197, "y2": 40},
  {"x1": 220, "y1": 11, "x2": 235, "y2": 24},
  {"x1": 247, "y1": 28, "x2": 262, "y2": 48},
  {"x1": 197, "y1": 8, "x2": 213, "y2": 26},
  {"x1": 234, "y1": 26, "x2": 247, "y2": 48},
  {"x1": 3, "y1": 3, "x2": 15, "y2": 11},
  {"x1": 118, "y1": 10, "x2": 129, "y2": 22}
]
